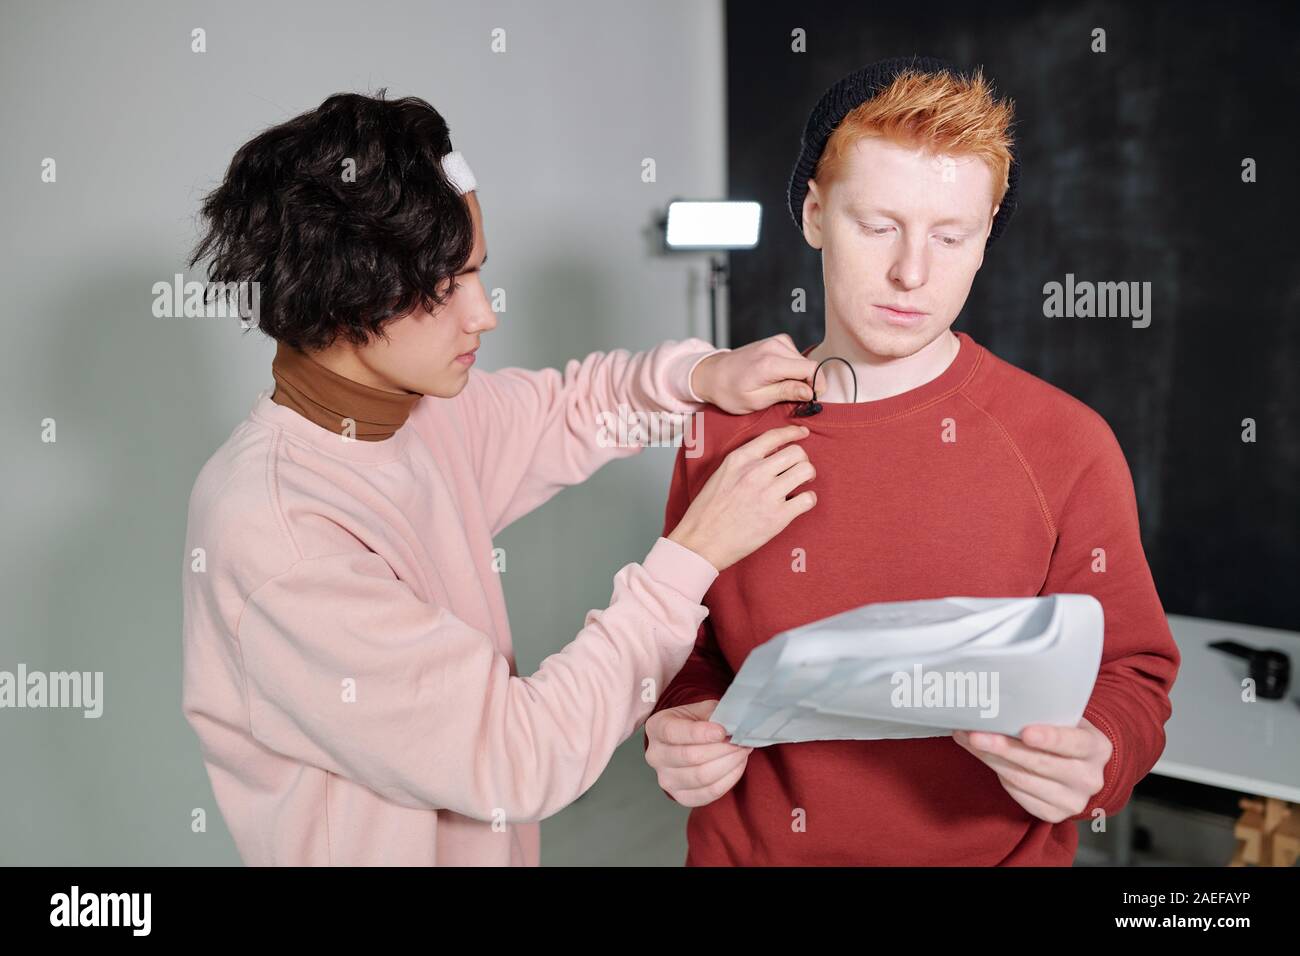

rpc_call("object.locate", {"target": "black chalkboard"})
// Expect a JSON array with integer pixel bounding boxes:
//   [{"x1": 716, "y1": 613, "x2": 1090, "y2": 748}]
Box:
[{"x1": 725, "y1": 0, "x2": 1300, "y2": 630}]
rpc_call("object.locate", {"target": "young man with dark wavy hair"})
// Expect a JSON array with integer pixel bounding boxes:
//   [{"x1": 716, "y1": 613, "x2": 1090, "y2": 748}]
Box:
[
  {"x1": 180, "y1": 90, "x2": 826, "y2": 865},
  {"x1": 644, "y1": 57, "x2": 1180, "y2": 866}
]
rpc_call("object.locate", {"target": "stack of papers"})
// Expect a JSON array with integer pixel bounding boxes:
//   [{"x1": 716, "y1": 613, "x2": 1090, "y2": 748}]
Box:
[{"x1": 711, "y1": 594, "x2": 1104, "y2": 747}]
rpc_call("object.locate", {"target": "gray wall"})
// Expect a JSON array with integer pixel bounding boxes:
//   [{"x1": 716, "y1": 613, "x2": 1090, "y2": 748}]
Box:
[{"x1": 0, "y1": 0, "x2": 723, "y2": 864}]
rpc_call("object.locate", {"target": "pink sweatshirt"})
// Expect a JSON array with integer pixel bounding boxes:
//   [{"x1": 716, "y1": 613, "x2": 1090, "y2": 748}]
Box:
[{"x1": 181, "y1": 339, "x2": 722, "y2": 865}]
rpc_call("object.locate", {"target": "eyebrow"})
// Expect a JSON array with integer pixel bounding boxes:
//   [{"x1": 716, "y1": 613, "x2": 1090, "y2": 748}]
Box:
[
  {"x1": 462, "y1": 251, "x2": 488, "y2": 273},
  {"x1": 851, "y1": 206, "x2": 980, "y2": 230}
]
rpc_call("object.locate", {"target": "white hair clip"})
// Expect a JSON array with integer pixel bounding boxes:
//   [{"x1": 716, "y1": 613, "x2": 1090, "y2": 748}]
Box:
[{"x1": 441, "y1": 150, "x2": 477, "y2": 194}]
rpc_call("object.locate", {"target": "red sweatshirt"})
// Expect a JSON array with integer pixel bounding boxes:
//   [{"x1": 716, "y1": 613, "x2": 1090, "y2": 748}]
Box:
[{"x1": 646, "y1": 330, "x2": 1180, "y2": 866}]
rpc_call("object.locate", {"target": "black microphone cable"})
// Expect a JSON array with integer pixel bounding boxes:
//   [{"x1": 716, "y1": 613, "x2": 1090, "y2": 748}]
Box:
[{"x1": 793, "y1": 356, "x2": 857, "y2": 417}]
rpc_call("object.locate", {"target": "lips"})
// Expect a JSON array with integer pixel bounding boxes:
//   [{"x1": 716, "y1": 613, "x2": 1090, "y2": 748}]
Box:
[{"x1": 874, "y1": 304, "x2": 928, "y2": 327}]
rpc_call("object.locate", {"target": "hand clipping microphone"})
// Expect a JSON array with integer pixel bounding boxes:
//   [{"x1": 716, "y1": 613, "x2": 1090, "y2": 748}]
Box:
[{"x1": 794, "y1": 356, "x2": 858, "y2": 417}]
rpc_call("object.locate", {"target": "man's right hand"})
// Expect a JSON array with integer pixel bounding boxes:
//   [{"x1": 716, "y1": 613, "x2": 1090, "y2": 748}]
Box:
[
  {"x1": 645, "y1": 700, "x2": 752, "y2": 807},
  {"x1": 667, "y1": 423, "x2": 816, "y2": 572}
]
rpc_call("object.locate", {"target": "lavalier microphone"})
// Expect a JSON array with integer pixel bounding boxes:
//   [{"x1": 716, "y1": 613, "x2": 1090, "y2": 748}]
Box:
[{"x1": 794, "y1": 356, "x2": 857, "y2": 416}]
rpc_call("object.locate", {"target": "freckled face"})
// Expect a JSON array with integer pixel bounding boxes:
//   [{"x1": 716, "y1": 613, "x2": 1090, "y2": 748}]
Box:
[{"x1": 802, "y1": 136, "x2": 998, "y2": 359}]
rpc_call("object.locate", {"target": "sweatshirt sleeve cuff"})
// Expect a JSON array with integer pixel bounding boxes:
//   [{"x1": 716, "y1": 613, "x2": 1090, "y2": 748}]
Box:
[
  {"x1": 667, "y1": 347, "x2": 729, "y2": 407},
  {"x1": 1073, "y1": 701, "x2": 1125, "y2": 820},
  {"x1": 642, "y1": 536, "x2": 719, "y2": 605}
]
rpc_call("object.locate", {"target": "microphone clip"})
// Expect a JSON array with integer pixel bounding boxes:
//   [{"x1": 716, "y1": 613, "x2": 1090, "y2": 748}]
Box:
[{"x1": 793, "y1": 355, "x2": 857, "y2": 417}]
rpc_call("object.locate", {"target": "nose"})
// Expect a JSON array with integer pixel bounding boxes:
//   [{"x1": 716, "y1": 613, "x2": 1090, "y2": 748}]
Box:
[
  {"x1": 470, "y1": 306, "x2": 497, "y2": 335},
  {"x1": 467, "y1": 278, "x2": 498, "y2": 335},
  {"x1": 887, "y1": 236, "x2": 930, "y2": 290}
]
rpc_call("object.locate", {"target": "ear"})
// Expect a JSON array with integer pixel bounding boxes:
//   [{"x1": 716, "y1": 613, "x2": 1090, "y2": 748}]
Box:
[{"x1": 802, "y1": 179, "x2": 826, "y2": 250}]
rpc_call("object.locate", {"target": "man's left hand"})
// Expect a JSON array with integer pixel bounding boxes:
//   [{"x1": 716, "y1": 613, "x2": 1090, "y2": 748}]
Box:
[{"x1": 952, "y1": 718, "x2": 1112, "y2": 823}]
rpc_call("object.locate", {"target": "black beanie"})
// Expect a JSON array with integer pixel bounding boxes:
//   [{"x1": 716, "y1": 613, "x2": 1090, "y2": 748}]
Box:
[{"x1": 787, "y1": 54, "x2": 1020, "y2": 247}]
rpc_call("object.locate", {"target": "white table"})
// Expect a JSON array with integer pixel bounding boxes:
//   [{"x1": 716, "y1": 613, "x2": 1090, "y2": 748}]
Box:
[
  {"x1": 1157, "y1": 614, "x2": 1300, "y2": 802},
  {"x1": 1109, "y1": 613, "x2": 1300, "y2": 864}
]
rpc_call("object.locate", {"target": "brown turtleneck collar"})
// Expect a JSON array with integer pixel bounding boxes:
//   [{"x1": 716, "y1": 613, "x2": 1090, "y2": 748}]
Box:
[{"x1": 270, "y1": 341, "x2": 422, "y2": 441}]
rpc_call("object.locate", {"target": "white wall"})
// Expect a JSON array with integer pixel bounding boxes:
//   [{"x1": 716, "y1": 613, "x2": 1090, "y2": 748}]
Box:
[{"x1": 0, "y1": 0, "x2": 724, "y2": 864}]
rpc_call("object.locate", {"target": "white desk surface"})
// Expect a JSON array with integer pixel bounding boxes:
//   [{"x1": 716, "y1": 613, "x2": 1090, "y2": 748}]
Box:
[{"x1": 1155, "y1": 614, "x2": 1300, "y2": 803}]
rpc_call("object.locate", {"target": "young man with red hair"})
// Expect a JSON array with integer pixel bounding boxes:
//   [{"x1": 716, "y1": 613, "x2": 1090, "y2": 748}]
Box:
[{"x1": 644, "y1": 56, "x2": 1180, "y2": 866}]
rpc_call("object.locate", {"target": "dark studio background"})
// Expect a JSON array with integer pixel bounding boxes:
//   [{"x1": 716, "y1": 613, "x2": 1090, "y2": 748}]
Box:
[{"x1": 724, "y1": 0, "x2": 1300, "y2": 633}]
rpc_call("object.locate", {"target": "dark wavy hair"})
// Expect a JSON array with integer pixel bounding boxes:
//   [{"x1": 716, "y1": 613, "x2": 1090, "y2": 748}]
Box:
[{"x1": 188, "y1": 89, "x2": 475, "y2": 351}]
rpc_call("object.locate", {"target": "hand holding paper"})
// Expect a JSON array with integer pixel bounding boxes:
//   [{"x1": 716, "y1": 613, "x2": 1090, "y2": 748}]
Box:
[
  {"x1": 645, "y1": 699, "x2": 754, "y2": 808},
  {"x1": 953, "y1": 718, "x2": 1113, "y2": 823}
]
